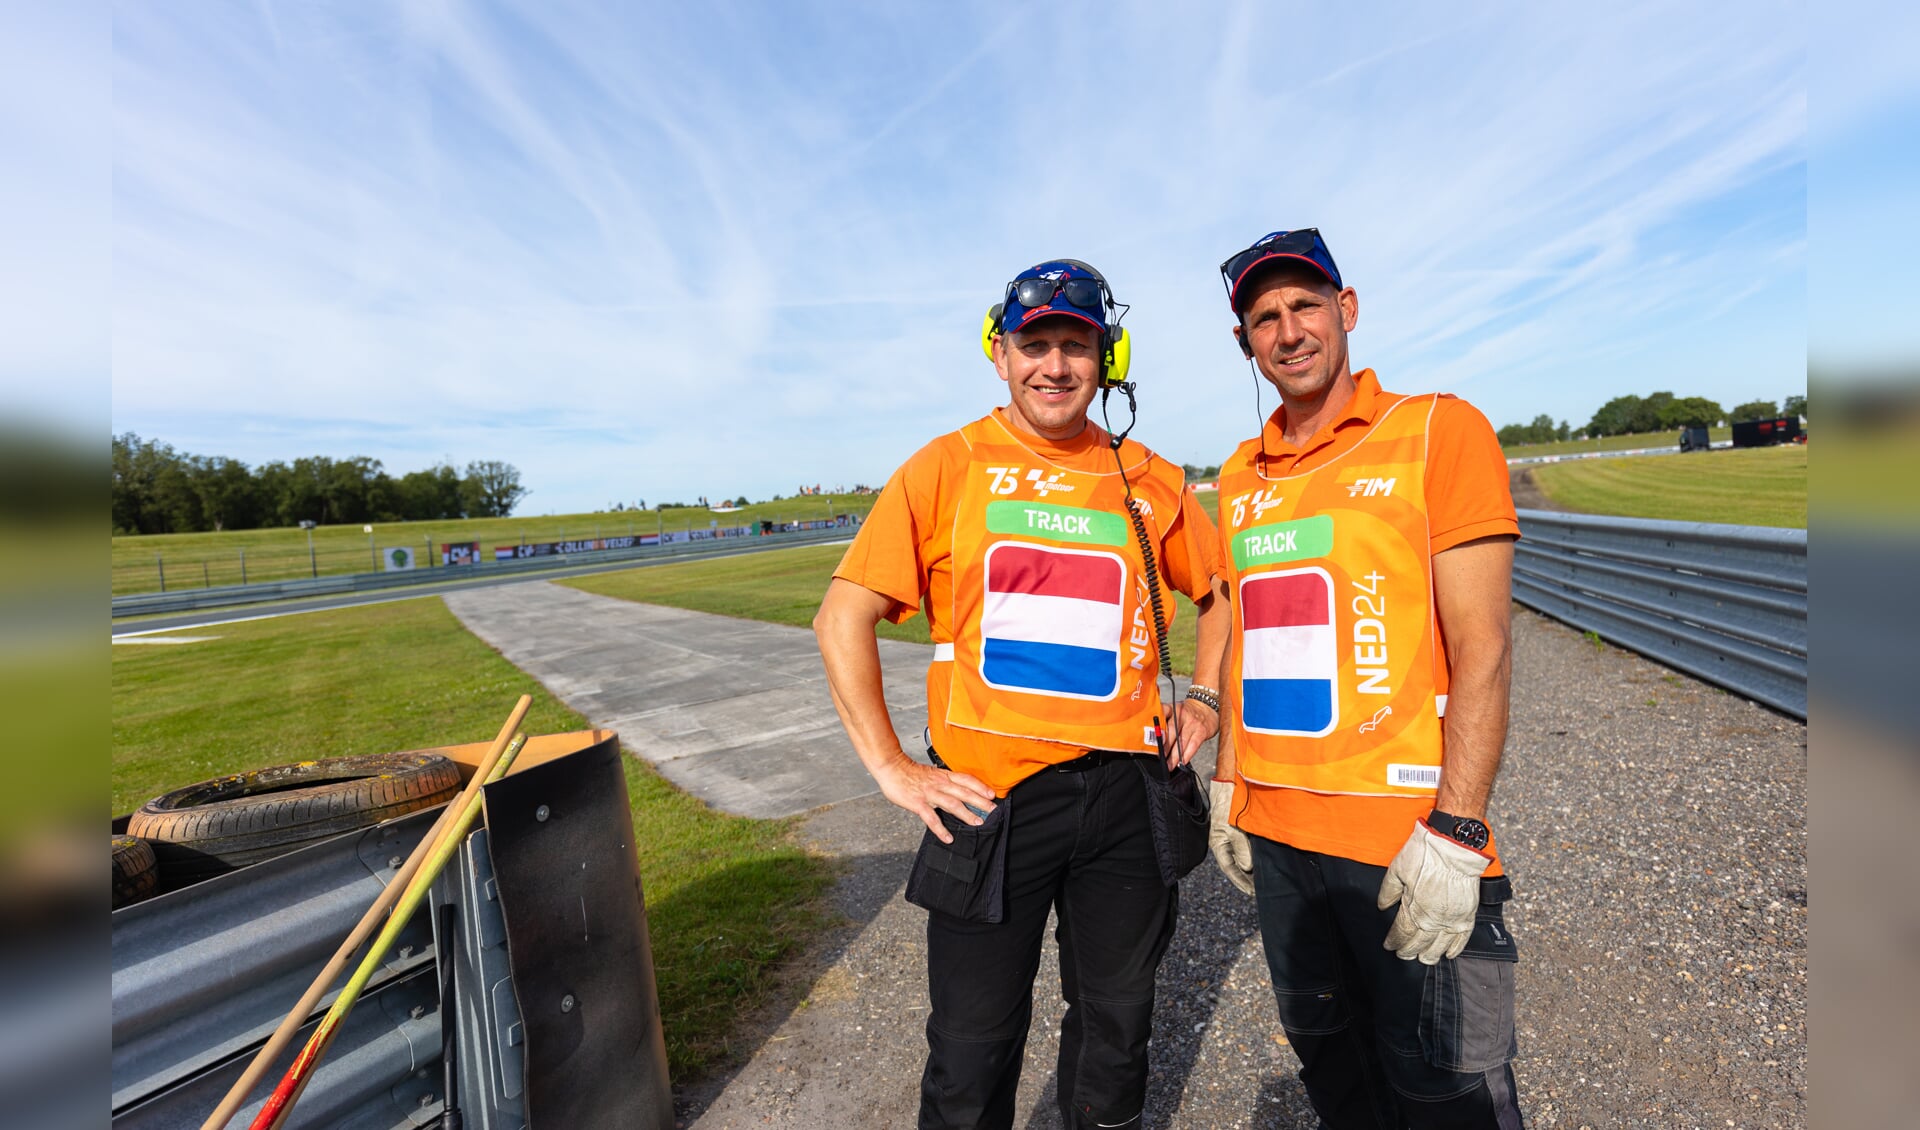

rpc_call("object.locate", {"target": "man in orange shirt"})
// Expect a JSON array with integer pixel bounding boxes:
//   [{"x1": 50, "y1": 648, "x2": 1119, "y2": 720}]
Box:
[
  {"x1": 1206, "y1": 229, "x2": 1527, "y2": 1128},
  {"x1": 815, "y1": 259, "x2": 1230, "y2": 1129}
]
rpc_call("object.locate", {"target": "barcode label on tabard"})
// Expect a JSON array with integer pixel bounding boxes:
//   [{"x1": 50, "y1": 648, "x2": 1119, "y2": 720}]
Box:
[{"x1": 1388, "y1": 764, "x2": 1441, "y2": 789}]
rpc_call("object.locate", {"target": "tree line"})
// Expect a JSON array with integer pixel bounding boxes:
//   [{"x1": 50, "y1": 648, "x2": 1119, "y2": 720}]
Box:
[
  {"x1": 113, "y1": 433, "x2": 528, "y2": 535},
  {"x1": 1499, "y1": 391, "x2": 1808, "y2": 446}
]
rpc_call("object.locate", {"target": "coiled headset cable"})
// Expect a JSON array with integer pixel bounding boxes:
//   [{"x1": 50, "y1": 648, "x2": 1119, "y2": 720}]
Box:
[{"x1": 1100, "y1": 381, "x2": 1182, "y2": 763}]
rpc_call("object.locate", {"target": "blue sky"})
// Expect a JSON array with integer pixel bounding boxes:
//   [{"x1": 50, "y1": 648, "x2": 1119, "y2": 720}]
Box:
[{"x1": 95, "y1": 1, "x2": 1819, "y2": 514}]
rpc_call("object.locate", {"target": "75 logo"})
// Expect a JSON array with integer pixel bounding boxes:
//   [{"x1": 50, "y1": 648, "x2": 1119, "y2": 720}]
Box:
[{"x1": 985, "y1": 466, "x2": 1022, "y2": 495}]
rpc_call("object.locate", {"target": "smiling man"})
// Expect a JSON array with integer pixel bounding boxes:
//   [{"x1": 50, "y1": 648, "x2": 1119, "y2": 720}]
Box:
[
  {"x1": 1206, "y1": 230, "x2": 1527, "y2": 1128},
  {"x1": 815, "y1": 259, "x2": 1229, "y2": 1129}
]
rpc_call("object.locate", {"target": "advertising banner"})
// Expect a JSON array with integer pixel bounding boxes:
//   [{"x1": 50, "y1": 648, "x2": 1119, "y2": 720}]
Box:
[
  {"x1": 490, "y1": 534, "x2": 686, "y2": 560},
  {"x1": 654, "y1": 526, "x2": 753, "y2": 545},
  {"x1": 382, "y1": 546, "x2": 418, "y2": 571},
  {"x1": 442, "y1": 541, "x2": 480, "y2": 566},
  {"x1": 761, "y1": 516, "x2": 856, "y2": 533}
]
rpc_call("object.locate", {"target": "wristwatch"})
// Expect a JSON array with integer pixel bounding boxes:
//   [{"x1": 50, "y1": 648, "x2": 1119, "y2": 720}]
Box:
[{"x1": 1427, "y1": 810, "x2": 1491, "y2": 851}]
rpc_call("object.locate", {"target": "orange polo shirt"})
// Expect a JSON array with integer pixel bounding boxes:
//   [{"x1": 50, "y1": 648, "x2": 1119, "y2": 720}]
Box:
[
  {"x1": 834, "y1": 408, "x2": 1222, "y2": 795},
  {"x1": 1221, "y1": 369, "x2": 1518, "y2": 868}
]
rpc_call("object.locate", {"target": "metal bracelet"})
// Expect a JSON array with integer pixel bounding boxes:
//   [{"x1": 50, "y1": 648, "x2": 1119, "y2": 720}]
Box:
[{"x1": 1184, "y1": 686, "x2": 1221, "y2": 712}]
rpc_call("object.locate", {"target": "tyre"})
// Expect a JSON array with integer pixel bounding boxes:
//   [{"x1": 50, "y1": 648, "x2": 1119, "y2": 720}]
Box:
[
  {"x1": 128, "y1": 752, "x2": 462, "y2": 887},
  {"x1": 112, "y1": 835, "x2": 159, "y2": 909}
]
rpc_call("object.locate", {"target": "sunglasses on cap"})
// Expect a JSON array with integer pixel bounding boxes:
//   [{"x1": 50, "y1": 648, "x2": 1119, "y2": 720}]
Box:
[
  {"x1": 1218, "y1": 228, "x2": 1342, "y2": 310},
  {"x1": 1008, "y1": 275, "x2": 1106, "y2": 314}
]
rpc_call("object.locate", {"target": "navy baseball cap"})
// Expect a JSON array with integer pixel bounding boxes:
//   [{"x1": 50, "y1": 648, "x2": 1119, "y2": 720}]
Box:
[
  {"x1": 1220, "y1": 229, "x2": 1343, "y2": 312},
  {"x1": 1000, "y1": 260, "x2": 1110, "y2": 335}
]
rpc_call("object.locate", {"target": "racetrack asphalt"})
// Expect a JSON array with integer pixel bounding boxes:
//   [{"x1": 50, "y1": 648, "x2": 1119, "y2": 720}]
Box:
[
  {"x1": 110, "y1": 535, "x2": 852, "y2": 638},
  {"x1": 445, "y1": 585, "x2": 1806, "y2": 1129}
]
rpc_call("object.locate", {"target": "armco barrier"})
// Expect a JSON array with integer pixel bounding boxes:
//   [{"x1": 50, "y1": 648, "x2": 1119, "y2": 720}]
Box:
[
  {"x1": 112, "y1": 731, "x2": 673, "y2": 1130},
  {"x1": 1512, "y1": 509, "x2": 1806, "y2": 719},
  {"x1": 112, "y1": 525, "x2": 855, "y2": 620}
]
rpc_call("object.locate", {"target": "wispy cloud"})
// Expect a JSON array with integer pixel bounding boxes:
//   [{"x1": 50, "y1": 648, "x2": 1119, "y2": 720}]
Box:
[{"x1": 109, "y1": 1, "x2": 1807, "y2": 512}]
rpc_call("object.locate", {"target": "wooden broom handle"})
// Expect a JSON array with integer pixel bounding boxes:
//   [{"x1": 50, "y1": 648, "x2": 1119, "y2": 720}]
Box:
[{"x1": 198, "y1": 694, "x2": 532, "y2": 1130}]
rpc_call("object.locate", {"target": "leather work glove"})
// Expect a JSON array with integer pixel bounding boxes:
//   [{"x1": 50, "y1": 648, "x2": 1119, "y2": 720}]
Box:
[
  {"x1": 1377, "y1": 820, "x2": 1492, "y2": 964},
  {"x1": 1208, "y1": 779, "x2": 1255, "y2": 896}
]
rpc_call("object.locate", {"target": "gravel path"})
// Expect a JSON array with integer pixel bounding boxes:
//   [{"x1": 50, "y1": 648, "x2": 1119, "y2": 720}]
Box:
[
  {"x1": 676, "y1": 606, "x2": 1806, "y2": 1128},
  {"x1": 1508, "y1": 466, "x2": 1570, "y2": 513}
]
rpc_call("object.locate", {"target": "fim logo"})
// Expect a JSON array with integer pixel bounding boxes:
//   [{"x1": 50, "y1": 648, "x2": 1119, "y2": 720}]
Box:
[
  {"x1": 1347, "y1": 476, "x2": 1397, "y2": 498},
  {"x1": 1025, "y1": 467, "x2": 1076, "y2": 497}
]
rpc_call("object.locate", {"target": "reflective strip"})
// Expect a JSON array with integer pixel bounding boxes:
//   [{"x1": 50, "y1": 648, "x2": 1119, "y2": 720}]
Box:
[
  {"x1": 1436, "y1": 693, "x2": 1448, "y2": 717},
  {"x1": 933, "y1": 642, "x2": 955, "y2": 661}
]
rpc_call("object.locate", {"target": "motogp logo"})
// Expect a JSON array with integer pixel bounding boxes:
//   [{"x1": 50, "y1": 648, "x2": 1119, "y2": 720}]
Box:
[
  {"x1": 1026, "y1": 468, "x2": 1076, "y2": 498},
  {"x1": 1229, "y1": 486, "x2": 1285, "y2": 527}
]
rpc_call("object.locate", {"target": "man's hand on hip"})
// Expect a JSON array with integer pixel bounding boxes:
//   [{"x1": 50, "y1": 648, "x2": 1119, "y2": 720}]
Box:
[
  {"x1": 1377, "y1": 820, "x2": 1492, "y2": 964},
  {"x1": 872, "y1": 755, "x2": 998, "y2": 844},
  {"x1": 1208, "y1": 779, "x2": 1255, "y2": 896}
]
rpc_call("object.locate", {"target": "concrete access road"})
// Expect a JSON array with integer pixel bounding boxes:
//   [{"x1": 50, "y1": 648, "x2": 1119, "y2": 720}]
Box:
[{"x1": 441, "y1": 582, "x2": 1806, "y2": 1129}]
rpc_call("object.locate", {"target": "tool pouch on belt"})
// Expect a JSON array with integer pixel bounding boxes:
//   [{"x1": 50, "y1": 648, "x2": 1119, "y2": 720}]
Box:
[
  {"x1": 1135, "y1": 756, "x2": 1210, "y2": 888},
  {"x1": 904, "y1": 750, "x2": 1011, "y2": 923},
  {"x1": 1418, "y1": 875, "x2": 1520, "y2": 1072}
]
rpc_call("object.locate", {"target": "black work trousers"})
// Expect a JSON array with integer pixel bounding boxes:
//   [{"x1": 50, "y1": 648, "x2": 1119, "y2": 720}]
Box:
[
  {"x1": 1251, "y1": 835, "x2": 1525, "y2": 1130},
  {"x1": 920, "y1": 755, "x2": 1177, "y2": 1130}
]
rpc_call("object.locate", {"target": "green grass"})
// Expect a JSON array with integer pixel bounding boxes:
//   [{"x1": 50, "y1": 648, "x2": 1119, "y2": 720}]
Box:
[
  {"x1": 564, "y1": 541, "x2": 1208, "y2": 676},
  {"x1": 1500, "y1": 427, "x2": 1731, "y2": 458},
  {"x1": 1193, "y1": 487, "x2": 1220, "y2": 524},
  {"x1": 1530, "y1": 445, "x2": 1807, "y2": 527},
  {"x1": 112, "y1": 597, "x2": 834, "y2": 1078},
  {"x1": 110, "y1": 494, "x2": 879, "y2": 596}
]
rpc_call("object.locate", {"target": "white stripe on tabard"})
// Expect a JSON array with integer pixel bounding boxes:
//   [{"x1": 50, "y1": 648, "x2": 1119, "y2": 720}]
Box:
[
  {"x1": 981, "y1": 591, "x2": 1123, "y2": 653},
  {"x1": 1242, "y1": 624, "x2": 1337, "y2": 680}
]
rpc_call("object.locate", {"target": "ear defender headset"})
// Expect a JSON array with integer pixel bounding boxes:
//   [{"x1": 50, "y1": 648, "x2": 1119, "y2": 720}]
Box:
[{"x1": 979, "y1": 259, "x2": 1132, "y2": 386}]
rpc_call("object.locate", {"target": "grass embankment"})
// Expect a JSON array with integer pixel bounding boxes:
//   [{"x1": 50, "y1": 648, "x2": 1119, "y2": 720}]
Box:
[
  {"x1": 110, "y1": 494, "x2": 879, "y2": 596},
  {"x1": 1501, "y1": 427, "x2": 1731, "y2": 459},
  {"x1": 112, "y1": 598, "x2": 833, "y2": 1077},
  {"x1": 1530, "y1": 445, "x2": 1807, "y2": 528},
  {"x1": 564, "y1": 541, "x2": 1207, "y2": 676}
]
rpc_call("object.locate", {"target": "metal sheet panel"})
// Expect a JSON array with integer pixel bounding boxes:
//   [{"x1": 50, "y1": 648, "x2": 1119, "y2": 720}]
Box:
[{"x1": 482, "y1": 735, "x2": 673, "y2": 1129}]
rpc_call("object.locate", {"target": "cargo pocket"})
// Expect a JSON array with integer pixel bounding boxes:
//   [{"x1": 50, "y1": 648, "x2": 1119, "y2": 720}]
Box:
[
  {"x1": 1273, "y1": 985, "x2": 1349, "y2": 1037},
  {"x1": 903, "y1": 798, "x2": 1011, "y2": 924},
  {"x1": 1135, "y1": 757, "x2": 1211, "y2": 887},
  {"x1": 1418, "y1": 877, "x2": 1519, "y2": 1073}
]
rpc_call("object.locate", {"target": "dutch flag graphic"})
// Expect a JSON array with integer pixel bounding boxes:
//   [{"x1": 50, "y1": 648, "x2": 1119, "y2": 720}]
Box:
[
  {"x1": 1240, "y1": 568, "x2": 1338, "y2": 735},
  {"x1": 980, "y1": 543, "x2": 1125, "y2": 700}
]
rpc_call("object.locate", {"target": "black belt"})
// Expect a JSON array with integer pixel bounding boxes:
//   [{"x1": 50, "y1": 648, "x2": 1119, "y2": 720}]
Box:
[{"x1": 1051, "y1": 749, "x2": 1149, "y2": 773}]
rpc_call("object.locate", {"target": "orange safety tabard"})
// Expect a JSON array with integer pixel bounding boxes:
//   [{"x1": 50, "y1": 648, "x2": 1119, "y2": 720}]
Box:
[
  {"x1": 945, "y1": 416, "x2": 1186, "y2": 754},
  {"x1": 1218, "y1": 394, "x2": 1449, "y2": 797}
]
